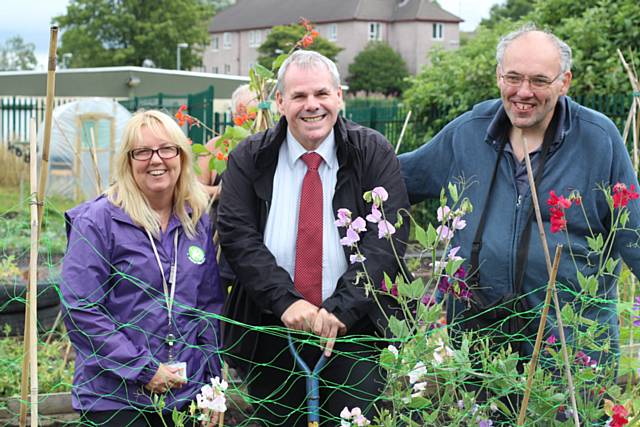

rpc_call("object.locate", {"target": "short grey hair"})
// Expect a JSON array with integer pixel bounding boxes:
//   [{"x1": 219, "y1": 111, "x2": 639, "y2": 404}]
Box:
[
  {"x1": 230, "y1": 84, "x2": 253, "y2": 114},
  {"x1": 496, "y1": 23, "x2": 572, "y2": 74},
  {"x1": 276, "y1": 50, "x2": 341, "y2": 94}
]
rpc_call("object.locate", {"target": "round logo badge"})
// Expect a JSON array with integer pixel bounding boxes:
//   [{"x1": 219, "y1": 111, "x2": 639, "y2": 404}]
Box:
[{"x1": 187, "y1": 245, "x2": 205, "y2": 264}]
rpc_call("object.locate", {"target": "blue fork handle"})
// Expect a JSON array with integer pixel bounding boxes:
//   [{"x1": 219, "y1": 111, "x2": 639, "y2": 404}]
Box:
[{"x1": 287, "y1": 333, "x2": 329, "y2": 427}]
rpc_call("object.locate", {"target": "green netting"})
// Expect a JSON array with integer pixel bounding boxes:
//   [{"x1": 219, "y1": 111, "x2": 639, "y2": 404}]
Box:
[{"x1": 1, "y1": 188, "x2": 638, "y2": 427}]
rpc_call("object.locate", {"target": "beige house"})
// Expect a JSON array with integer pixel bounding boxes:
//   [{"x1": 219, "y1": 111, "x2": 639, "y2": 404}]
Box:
[{"x1": 203, "y1": 0, "x2": 462, "y2": 78}]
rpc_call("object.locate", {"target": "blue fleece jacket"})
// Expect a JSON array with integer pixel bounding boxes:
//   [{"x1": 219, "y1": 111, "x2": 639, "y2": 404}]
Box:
[{"x1": 399, "y1": 96, "x2": 640, "y2": 358}]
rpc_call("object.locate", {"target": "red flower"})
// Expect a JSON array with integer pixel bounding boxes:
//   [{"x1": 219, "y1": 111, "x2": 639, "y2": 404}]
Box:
[
  {"x1": 609, "y1": 404, "x2": 629, "y2": 427},
  {"x1": 548, "y1": 191, "x2": 572, "y2": 233},
  {"x1": 548, "y1": 191, "x2": 571, "y2": 209},
  {"x1": 233, "y1": 116, "x2": 244, "y2": 126},
  {"x1": 612, "y1": 182, "x2": 639, "y2": 209}
]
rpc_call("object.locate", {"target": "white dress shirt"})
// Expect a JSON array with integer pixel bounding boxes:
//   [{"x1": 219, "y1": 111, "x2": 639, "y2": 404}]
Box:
[{"x1": 264, "y1": 129, "x2": 348, "y2": 302}]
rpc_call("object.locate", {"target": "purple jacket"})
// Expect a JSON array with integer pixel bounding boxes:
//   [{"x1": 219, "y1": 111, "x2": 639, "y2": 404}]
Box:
[{"x1": 61, "y1": 196, "x2": 223, "y2": 412}]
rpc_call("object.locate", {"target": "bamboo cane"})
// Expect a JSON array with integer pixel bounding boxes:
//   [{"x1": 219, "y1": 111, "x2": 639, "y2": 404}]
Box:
[
  {"x1": 28, "y1": 118, "x2": 40, "y2": 426},
  {"x1": 19, "y1": 26, "x2": 58, "y2": 427},
  {"x1": 522, "y1": 137, "x2": 580, "y2": 426},
  {"x1": 89, "y1": 127, "x2": 103, "y2": 194},
  {"x1": 517, "y1": 244, "x2": 563, "y2": 425},
  {"x1": 395, "y1": 110, "x2": 412, "y2": 154}
]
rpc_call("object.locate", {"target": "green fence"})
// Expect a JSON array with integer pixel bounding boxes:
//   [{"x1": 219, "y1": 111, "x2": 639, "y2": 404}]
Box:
[
  {"x1": 345, "y1": 94, "x2": 635, "y2": 154},
  {"x1": 120, "y1": 86, "x2": 216, "y2": 145}
]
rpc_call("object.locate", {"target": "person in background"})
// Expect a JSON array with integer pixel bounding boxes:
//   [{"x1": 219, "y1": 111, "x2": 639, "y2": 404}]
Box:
[
  {"x1": 218, "y1": 50, "x2": 409, "y2": 426},
  {"x1": 61, "y1": 110, "x2": 224, "y2": 426},
  {"x1": 399, "y1": 24, "x2": 640, "y2": 361},
  {"x1": 197, "y1": 84, "x2": 257, "y2": 199}
]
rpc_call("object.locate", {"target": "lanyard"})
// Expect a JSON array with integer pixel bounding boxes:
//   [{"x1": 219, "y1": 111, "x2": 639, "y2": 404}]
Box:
[{"x1": 146, "y1": 228, "x2": 179, "y2": 360}]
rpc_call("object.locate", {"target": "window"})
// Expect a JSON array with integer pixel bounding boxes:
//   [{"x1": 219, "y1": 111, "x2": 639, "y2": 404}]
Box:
[
  {"x1": 212, "y1": 66, "x2": 219, "y2": 74},
  {"x1": 211, "y1": 36, "x2": 219, "y2": 50},
  {"x1": 368, "y1": 22, "x2": 381, "y2": 41},
  {"x1": 223, "y1": 32, "x2": 231, "y2": 49},
  {"x1": 248, "y1": 30, "x2": 262, "y2": 48},
  {"x1": 328, "y1": 23, "x2": 338, "y2": 41},
  {"x1": 432, "y1": 23, "x2": 444, "y2": 40},
  {"x1": 224, "y1": 64, "x2": 231, "y2": 74}
]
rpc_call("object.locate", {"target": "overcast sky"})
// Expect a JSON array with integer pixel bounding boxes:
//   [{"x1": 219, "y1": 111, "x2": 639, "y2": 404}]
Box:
[{"x1": 0, "y1": 0, "x2": 504, "y2": 71}]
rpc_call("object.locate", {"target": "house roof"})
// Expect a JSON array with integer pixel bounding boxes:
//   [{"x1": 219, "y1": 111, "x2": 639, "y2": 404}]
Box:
[{"x1": 208, "y1": 0, "x2": 462, "y2": 33}]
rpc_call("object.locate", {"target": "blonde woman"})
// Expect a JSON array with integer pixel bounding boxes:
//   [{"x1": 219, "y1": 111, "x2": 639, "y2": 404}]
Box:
[{"x1": 61, "y1": 110, "x2": 223, "y2": 426}]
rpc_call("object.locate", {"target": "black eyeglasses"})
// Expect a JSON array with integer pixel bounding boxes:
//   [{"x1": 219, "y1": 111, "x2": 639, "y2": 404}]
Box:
[
  {"x1": 129, "y1": 146, "x2": 181, "y2": 161},
  {"x1": 500, "y1": 72, "x2": 563, "y2": 89}
]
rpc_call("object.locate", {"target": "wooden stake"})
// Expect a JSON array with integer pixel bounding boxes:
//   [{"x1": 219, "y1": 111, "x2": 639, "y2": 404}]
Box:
[
  {"x1": 517, "y1": 244, "x2": 563, "y2": 425},
  {"x1": 522, "y1": 136, "x2": 580, "y2": 426},
  {"x1": 19, "y1": 26, "x2": 58, "y2": 427},
  {"x1": 395, "y1": 110, "x2": 412, "y2": 154},
  {"x1": 28, "y1": 118, "x2": 40, "y2": 426}
]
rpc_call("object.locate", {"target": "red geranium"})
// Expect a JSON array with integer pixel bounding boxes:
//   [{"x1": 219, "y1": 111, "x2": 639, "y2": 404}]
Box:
[{"x1": 612, "y1": 182, "x2": 639, "y2": 209}]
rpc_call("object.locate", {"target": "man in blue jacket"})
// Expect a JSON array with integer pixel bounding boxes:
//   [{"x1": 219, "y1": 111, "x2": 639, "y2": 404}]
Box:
[{"x1": 400, "y1": 25, "x2": 640, "y2": 361}]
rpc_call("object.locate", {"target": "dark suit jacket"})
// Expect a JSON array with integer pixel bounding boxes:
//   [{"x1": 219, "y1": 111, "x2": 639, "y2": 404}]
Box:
[{"x1": 217, "y1": 116, "x2": 410, "y2": 374}]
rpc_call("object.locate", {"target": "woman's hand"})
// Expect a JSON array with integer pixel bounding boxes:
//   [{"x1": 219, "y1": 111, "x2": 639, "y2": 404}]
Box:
[{"x1": 145, "y1": 364, "x2": 187, "y2": 394}]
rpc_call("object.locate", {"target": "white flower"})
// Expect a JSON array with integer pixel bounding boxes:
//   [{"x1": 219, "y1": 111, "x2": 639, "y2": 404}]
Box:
[
  {"x1": 411, "y1": 381, "x2": 428, "y2": 397},
  {"x1": 408, "y1": 361, "x2": 427, "y2": 384},
  {"x1": 197, "y1": 377, "x2": 228, "y2": 413},
  {"x1": 387, "y1": 345, "x2": 399, "y2": 358},
  {"x1": 432, "y1": 339, "x2": 455, "y2": 365},
  {"x1": 340, "y1": 407, "x2": 370, "y2": 426}
]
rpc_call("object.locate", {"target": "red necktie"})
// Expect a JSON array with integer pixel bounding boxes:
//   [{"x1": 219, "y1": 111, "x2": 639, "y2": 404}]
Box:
[{"x1": 294, "y1": 152, "x2": 323, "y2": 306}]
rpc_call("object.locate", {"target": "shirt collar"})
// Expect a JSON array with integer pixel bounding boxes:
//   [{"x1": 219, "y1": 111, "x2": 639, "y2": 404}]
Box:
[{"x1": 286, "y1": 128, "x2": 338, "y2": 169}]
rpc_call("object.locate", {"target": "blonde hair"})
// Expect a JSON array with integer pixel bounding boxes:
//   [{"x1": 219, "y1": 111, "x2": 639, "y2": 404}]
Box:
[{"x1": 106, "y1": 110, "x2": 208, "y2": 239}]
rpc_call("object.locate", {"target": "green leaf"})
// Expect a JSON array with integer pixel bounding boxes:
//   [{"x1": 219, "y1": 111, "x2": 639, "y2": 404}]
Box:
[
  {"x1": 383, "y1": 272, "x2": 393, "y2": 292},
  {"x1": 388, "y1": 316, "x2": 410, "y2": 339},
  {"x1": 272, "y1": 53, "x2": 289, "y2": 70},
  {"x1": 560, "y1": 303, "x2": 575, "y2": 324},
  {"x1": 379, "y1": 347, "x2": 397, "y2": 368},
  {"x1": 620, "y1": 209, "x2": 630, "y2": 227},
  {"x1": 191, "y1": 143, "x2": 209, "y2": 154},
  {"x1": 414, "y1": 223, "x2": 429, "y2": 248},
  {"x1": 445, "y1": 258, "x2": 464, "y2": 277},
  {"x1": 417, "y1": 303, "x2": 442, "y2": 325},
  {"x1": 426, "y1": 223, "x2": 438, "y2": 248},
  {"x1": 398, "y1": 277, "x2": 424, "y2": 299},
  {"x1": 208, "y1": 155, "x2": 216, "y2": 173},
  {"x1": 586, "y1": 233, "x2": 604, "y2": 251},
  {"x1": 408, "y1": 395, "x2": 431, "y2": 409},
  {"x1": 253, "y1": 62, "x2": 274, "y2": 79},
  {"x1": 213, "y1": 156, "x2": 227, "y2": 174},
  {"x1": 605, "y1": 258, "x2": 619, "y2": 274}
]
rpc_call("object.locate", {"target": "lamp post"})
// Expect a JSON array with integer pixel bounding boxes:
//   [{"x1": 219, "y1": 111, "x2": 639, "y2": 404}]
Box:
[{"x1": 176, "y1": 43, "x2": 188, "y2": 70}]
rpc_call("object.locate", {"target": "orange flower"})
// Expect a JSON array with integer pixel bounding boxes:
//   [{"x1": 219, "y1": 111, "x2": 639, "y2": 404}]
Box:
[
  {"x1": 248, "y1": 111, "x2": 257, "y2": 120},
  {"x1": 216, "y1": 152, "x2": 225, "y2": 160},
  {"x1": 311, "y1": 30, "x2": 319, "y2": 38},
  {"x1": 233, "y1": 116, "x2": 244, "y2": 126},
  {"x1": 301, "y1": 35, "x2": 314, "y2": 48}
]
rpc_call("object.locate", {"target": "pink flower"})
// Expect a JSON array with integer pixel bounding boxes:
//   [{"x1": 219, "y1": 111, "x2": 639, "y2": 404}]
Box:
[
  {"x1": 377, "y1": 220, "x2": 396, "y2": 238},
  {"x1": 340, "y1": 227, "x2": 360, "y2": 247},
  {"x1": 436, "y1": 225, "x2": 453, "y2": 241},
  {"x1": 335, "y1": 208, "x2": 352, "y2": 227},
  {"x1": 349, "y1": 253, "x2": 366, "y2": 264},
  {"x1": 437, "y1": 205, "x2": 451, "y2": 222},
  {"x1": 366, "y1": 204, "x2": 382, "y2": 223},
  {"x1": 350, "y1": 216, "x2": 366, "y2": 233},
  {"x1": 546, "y1": 335, "x2": 556, "y2": 345},
  {"x1": 451, "y1": 216, "x2": 466, "y2": 230},
  {"x1": 371, "y1": 186, "x2": 388, "y2": 206}
]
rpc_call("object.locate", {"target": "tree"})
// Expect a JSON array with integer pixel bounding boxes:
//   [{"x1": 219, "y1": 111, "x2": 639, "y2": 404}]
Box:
[
  {"x1": 257, "y1": 24, "x2": 342, "y2": 71},
  {"x1": 0, "y1": 36, "x2": 37, "y2": 71},
  {"x1": 480, "y1": 0, "x2": 534, "y2": 28},
  {"x1": 347, "y1": 42, "x2": 409, "y2": 96},
  {"x1": 55, "y1": 0, "x2": 213, "y2": 69},
  {"x1": 404, "y1": 0, "x2": 640, "y2": 140}
]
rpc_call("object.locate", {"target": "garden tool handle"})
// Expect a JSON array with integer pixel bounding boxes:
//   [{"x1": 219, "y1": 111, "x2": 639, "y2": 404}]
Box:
[{"x1": 287, "y1": 333, "x2": 329, "y2": 426}]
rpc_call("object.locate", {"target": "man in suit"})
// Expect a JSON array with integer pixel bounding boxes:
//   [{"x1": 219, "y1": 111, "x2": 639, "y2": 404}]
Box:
[{"x1": 218, "y1": 50, "x2": 409, "y2": 426}]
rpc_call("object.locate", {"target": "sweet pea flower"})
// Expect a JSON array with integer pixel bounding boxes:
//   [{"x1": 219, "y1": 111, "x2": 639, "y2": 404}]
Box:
[
  {"x1": 432, "y1": 339, "x2": 455, "y2": 365},
  {"x1": 452, "y1": 216, "x2": 467, "y2": 230},
  {"x1": 408, "y1": 361, "x2": 427, "y2": 384},
  {"x1": 351, "y1": 216, "x2": 367, "y2": 233},
  {"x1": 196, "y1": 376, "x2": 228, "y2": 414},
  {"x1": 437, "y1": 205, "x2": 451, "y2": 222},
  {"x1": 366, "y1": 204, "x2": 382, "y2": 223},
  {"x1": 387, "y1": 345, "x2": 399, "y2": 358},
  {"x1": 349, "y1": 253, "x2": 366, "y2": 264},
  {"x1": 335, "y1": 208, "x2": 352, "y2": 227},
  {"x1": 436, "y1": 225, "x2": 454, "y2": 241},
  {"x1": 340, "y1": 227, "x2": 360, "y2": 247},
  {"x1": 340, "y1": 407, "x2": 370, "y2": 426},
  {"x1": 371, "y1": 186, "x2": 389, "y2": 206},
  {"x1": 377, "y1": 220, "x2": 396, "y2": 238}
]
